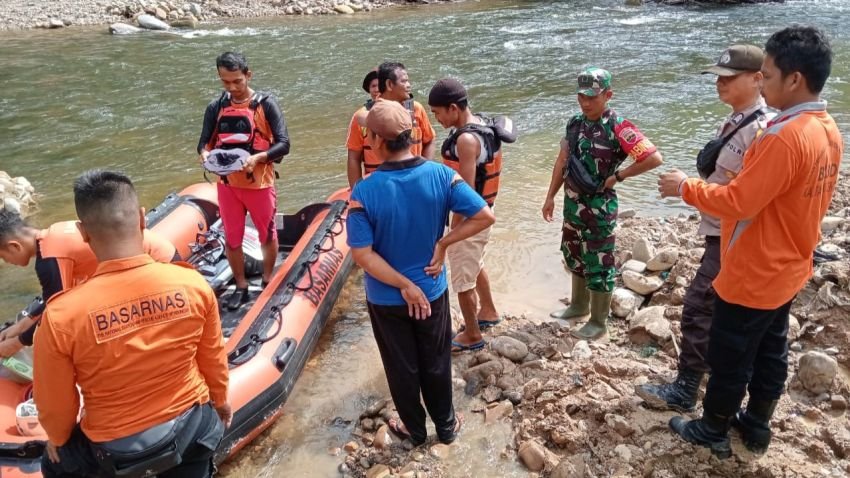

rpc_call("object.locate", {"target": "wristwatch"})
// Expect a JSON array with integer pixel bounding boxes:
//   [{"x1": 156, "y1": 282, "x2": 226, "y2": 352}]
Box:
[{"x1": 614, "y1": 170, "x2": 624, "y2": 182}]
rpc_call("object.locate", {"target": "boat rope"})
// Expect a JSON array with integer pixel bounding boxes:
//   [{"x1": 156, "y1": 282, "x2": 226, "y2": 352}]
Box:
[{"x1": 227, "y1": 201, "x2": 348, "y2": 366}]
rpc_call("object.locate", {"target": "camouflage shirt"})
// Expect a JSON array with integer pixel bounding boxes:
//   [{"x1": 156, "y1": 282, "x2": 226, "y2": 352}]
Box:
[{"x1": 565, "y1": 108, "x2": 657, "y2": 185}]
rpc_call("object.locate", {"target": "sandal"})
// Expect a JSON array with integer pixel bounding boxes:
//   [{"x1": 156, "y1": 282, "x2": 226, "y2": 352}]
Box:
[
  {"x1": 456, "y1": 318, "x2": 502, "y2": 333},
  {"x1": 440, "y1": 413, "x2": 464, "y2": 444},
  {"x1": 388, "y1": 417, "x2": 425, "y2": 446},
  {"x1": 451, "y1": 339, "x2": 486, "y2": 353}
]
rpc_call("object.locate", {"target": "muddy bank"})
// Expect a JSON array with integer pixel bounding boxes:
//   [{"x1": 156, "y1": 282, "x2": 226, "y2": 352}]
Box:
[
  {"x1": 340, "y1": 171, "x2": 850, "y2": 478},
  {"x1": 0, "y1": 0, "x2": 453, "y2": 31}
]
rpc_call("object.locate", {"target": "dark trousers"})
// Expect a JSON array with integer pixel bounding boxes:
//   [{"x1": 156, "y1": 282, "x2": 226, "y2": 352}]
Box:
[
  {"x1": 703, "y1": 296, "x2": 792, "y2": 417},
  {"x1": 42, "y1": 404, "x2": 222, "y2": 478},
  {"x1": 679, "y1": 236, "x2": 721, "y2": 373},
  {"x1": 367, "y1": 291, "x2": 456, "y2": 444}
]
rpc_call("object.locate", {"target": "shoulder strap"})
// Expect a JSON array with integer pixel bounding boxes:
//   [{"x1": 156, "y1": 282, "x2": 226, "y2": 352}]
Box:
[
  {"x1": 566, "y1": 116, "x2": 581, "y2": 156},
  {"x1": 718, "y1": 108, "x2": 764, "y2": 147}
]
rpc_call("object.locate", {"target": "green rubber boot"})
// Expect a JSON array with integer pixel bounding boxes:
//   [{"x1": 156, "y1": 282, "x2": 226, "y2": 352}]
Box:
[
  {"x1": 550, "y1": 273, "x2": 590, "y2": 319},
  {"x1": 571, "y1": 290, "x2": 611, "y2": 340}
]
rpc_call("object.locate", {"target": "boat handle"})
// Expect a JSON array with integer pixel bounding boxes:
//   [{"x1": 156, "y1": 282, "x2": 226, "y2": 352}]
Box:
[{"x1": 273, "y1": 338, "x2": 298, "y2": 371}]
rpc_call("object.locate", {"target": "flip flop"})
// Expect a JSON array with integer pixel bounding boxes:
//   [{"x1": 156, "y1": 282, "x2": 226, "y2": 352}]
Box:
[
  {"x1": 440, "y1": 412, "x2": 465, "y2": 444},
  {"x1": 451, "y1": 339, "x2": 486, "y2": 353},
  {"x1": 388, "y1": 417, "x2": 425, "y2": 446},
  {"x1": 457, "y1": 318, "x2": 502, "y2": 333}
]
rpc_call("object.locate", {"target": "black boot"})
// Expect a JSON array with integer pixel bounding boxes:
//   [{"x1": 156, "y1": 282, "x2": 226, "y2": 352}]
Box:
[
  {"x1": 731, "y1": 399, "x2": 778, "y2": 454},
  {"x1": 635, "y1": 368, "x2": 704, "y2": 412},
  {"x1": 669, "y1": 412, "x2": 732, "y2": 459}
]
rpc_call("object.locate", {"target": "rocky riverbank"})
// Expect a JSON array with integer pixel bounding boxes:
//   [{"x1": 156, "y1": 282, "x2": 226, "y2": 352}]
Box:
[
  {"x1": 0, "y1": 0, "x2": 451, "y2": 31},
  {"x1": 339, "y1": 171, "x2": 850, "y2": 478},
  {"x1": 0, "y1": 172, "x2": 37, "y2": 217}
]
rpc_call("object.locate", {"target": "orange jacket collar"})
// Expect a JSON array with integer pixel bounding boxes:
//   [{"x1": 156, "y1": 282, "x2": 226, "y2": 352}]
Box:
[{"x1": 92, "y1": 254, "x2": 153, "y2": 277}]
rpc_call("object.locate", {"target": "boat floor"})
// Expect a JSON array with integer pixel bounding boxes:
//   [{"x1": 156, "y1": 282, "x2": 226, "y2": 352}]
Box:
[{"x1": 219, "y1": 250, "x2": 290, "y2": 339}]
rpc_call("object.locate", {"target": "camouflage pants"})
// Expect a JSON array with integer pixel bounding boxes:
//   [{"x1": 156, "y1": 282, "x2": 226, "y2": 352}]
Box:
[{"x1": 561, "y1": 188, "x2": 618, "y2": 292}]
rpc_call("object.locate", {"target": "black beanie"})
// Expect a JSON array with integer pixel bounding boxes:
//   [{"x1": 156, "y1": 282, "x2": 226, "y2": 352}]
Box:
[{"x1": 428, "y1": 78, "x2": 468, "y2": 107}]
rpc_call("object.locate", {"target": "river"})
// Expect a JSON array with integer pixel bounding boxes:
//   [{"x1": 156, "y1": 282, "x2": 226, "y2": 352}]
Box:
[{"x1": 1, "y1": 0, "x2": 849, "y2": 476}]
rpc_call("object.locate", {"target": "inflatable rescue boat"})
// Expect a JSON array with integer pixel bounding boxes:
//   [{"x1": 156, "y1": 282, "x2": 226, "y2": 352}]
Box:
[{"x1": 0, "y1": 183, "x2": 354, "y2": 476}]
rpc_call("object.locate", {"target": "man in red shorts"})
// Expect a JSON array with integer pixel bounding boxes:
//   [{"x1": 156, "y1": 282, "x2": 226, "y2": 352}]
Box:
[{"x1": 197, "y1": 52, "x2": 291, "y2": 310}]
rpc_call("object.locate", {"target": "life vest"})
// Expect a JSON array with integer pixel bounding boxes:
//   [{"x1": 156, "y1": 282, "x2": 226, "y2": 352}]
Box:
[
  {"x1": 213, "y1": 92, "x2": 272, "y2": 154},
  {"x1": 359, "y1": 99, "x2": 418, "y2": 174},
  {"x1": 441, "y1": 114, "x2": 517, "y2": 207}
]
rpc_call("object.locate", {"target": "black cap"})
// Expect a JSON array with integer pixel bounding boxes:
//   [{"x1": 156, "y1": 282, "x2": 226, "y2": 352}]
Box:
[
  {"x1": 362, "y1": 68, "x2": 378, "y2": 93},
  {"x1": 428, "y1": 78, "x2": 468, "y2": 107},
  {"x1": 702, "y1": 44, "x2": 765, "y2": 76}
]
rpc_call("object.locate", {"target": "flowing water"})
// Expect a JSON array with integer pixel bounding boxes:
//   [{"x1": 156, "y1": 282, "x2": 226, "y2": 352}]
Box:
[{"x1": 1, "y1": 0, "x2": 849, "y2": 475}]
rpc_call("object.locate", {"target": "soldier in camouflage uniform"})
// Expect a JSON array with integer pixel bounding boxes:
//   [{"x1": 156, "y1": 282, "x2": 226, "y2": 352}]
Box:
[{"x1": 542, "y1": 67, "x2": 663, "y2": 340}]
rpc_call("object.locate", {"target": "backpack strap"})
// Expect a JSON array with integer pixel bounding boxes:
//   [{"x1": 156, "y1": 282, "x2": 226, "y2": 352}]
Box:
[{"x1": 718, "y1": 108, "x2": 764, "y2": 147}]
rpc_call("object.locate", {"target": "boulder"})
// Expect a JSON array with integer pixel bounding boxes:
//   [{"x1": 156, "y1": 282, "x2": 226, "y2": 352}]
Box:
[
  {"x1": 462, "y1": 360, "x2": 503, "y2": 381},
  {"x1": 365, "y1": 464, "x2": 390, "y2": 478},
  {"x1": 189, "y1": 2, "x2": 203, "y2": 17},
  {"x1": 137, "y1": 14, "x2": 170, "y2": 30},
  {"x1": 619, "y1": 208, "x2": 637, "y2": 219},
  {"x1": 170, "y1": 16, "x2": 199, "y2": 28},
  {"x1": 611, "y1": 288, "x2": 642, "y2": 318},
  {"x1": 48, "y1": 18, "x2": 66, "y2": 28},
  {"x1": 154, "y1": 7, "x2": 168, "y2": 20},
  {"x1": 518, "y1": 440, "x2": 546, "y2": 472},
  {"x1": 334, "y1": 4, "x2": 355, "y2": 13},
  {"x1": 822, "y1": 216, "x2": 845, "y2": 233},
  {"x1": 798, "y1": 351, "x2": 838, "y2": 394},
  {"x1": 632, "y1": 238, "x2": 656, "y2": 263},
  {"x1": 628, "y1": 306, "x2": 672, "y2": 345},
  {"x1": 622, "y1": 270, "x2": 664, "y2": 295},
  {"x1": 491, "y1": 336, "x2": 528, "y2": 363},
  {"x1": 109, "y1": 22, "x2": 143, "y2": 34},
  {"x1": 621, "y1": 259, "x2": 647, "y2": 274},
  {"x1": 429, "y1": 443, "x2": 451, "y2": 459},
  {"x1": 788, "y1": 314, "x2": 801, "y2": 341},
  {"x1": 3, "y1": 197, "x2": 21, "y2": 214},
  {"x1": 372, "y1": 424, "x2": 391, "y2": 449},
  {"x1": 484, "y1": 400, "x2": 514, "y2": 423},
  {"x1": 646, "y1": 248, "x2": 680, "y2": 272},
  {"x1": 571, "y1": 340, "x2": 592, "y2": 360}
]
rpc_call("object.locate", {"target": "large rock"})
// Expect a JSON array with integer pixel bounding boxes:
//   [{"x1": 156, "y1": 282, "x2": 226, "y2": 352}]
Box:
[
  {"x1": 189, "y1": 2, "x2": 203, "y2": 17},
  {"x1": 788, "y1": 314, "x2": 801, "y2": 342},
  {"x1": 365, "y1": 464, "x2": 390, "y2": 478},
  {"x1": 632, "y1": 238, "x2": 656, "y2": 263},
  {"x1": 109, "y1": 22, "x2": 143, "y2": 34},
  {"x1": 611, "y1": 288, "x2": 643, "y2": 318},
  {"x1": 137, "y1": 14, "x2": 170, "y2": 30},
  {"x1": 622, "y1": 270, "x2": 664, "y2": 295},
  {"x1": 518, "y1": 440, "x2": 546, "y2": 472},
  {"x1": 646, "y1": 248, "x2": 680, "y2": 272},
  {"x1": 154, "y1": 7, "x2": 168, "y2": 20},
  {"x1": 622, "y1": 259, "x2": 647, "y2": 274},
  {"x1": 484, "y1": 400, "x2": 514, "y2": 423},
  {"x1": 798, "y1": 351, "x2": 838, "y2": 394},
  {"x1": 170, "y1": 15, "x2": 199, "y2": 28},
  {"x1": 571, "y1": 340, "x2": 592, "y2": 360},
  {"x1": 822, "y1": 216, "x2": 846, "y2": 233},
  {"x1": 462, "y1": 360, "x2": 503, "y2": 381},
  {"x1": 628, "y1": 306, "x2": 672, "y2": 345},
  {"x1": 48, "y1": 18, "x2": 66, "y2": 28},
  {"x1": 334, "y1": 4, "x2": 355, "y2": 13},
  {"x1": 491, "y1": 336, "x2": 528, "y2": 363}
]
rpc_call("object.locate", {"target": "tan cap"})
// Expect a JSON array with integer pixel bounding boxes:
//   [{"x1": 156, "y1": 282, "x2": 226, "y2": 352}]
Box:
[
  {"x1": 702, "y1": 44, "x2": 765, "y2": 76},
  {"x1": 366, "y1": 99, "x2": 412, "y2": 141}
]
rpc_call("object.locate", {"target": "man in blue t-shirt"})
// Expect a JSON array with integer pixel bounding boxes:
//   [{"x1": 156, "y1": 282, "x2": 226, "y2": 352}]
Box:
[{"x1": 347, "y1": 100, "x2": 495, "y2": 446}]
